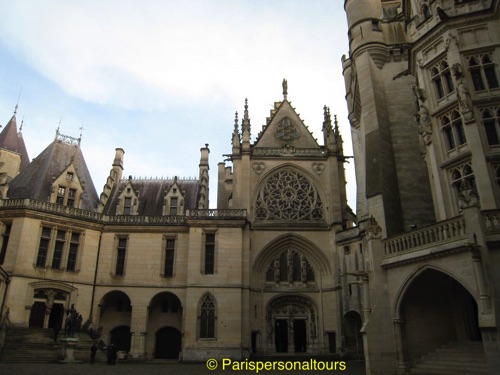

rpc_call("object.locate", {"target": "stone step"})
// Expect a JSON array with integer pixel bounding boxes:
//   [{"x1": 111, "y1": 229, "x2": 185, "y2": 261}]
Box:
[
  {"x1": 411, "y1": 341, "x2": 487, "y2": 375},
  {"x1": 0, "y1": 326, "x2": 107, "y2": 363}
]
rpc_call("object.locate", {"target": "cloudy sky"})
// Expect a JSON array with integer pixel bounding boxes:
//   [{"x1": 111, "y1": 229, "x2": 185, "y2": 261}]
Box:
[{"x1": 0, "y1": 0, "x2": 354, "y2": 208}]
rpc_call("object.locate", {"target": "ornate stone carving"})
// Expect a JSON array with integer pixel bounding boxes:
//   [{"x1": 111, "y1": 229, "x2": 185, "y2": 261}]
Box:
[
  {"x1": 255, "y1": 169, "x2": 324, "y2": 221},
  {"x1": 275, "y1": 118, "x2": 299, "y2": 141},
  {"x1": 252, "y1": 162, "x2": 266, "y2": 174},
  {"x1": 312, "y1": 163, "x2": 325, "y2": 175}
]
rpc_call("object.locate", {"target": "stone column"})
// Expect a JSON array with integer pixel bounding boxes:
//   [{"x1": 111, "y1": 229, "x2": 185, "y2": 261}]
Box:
[
  {"x1": 393, "y1": 319, "x2": 408, "y2": 375},
  {"x1": 468, "y1": 243, "x2": 491, "y2": 313},
  {"x1": 128, "y1": 305, "x2": 148, "y2": 360}
]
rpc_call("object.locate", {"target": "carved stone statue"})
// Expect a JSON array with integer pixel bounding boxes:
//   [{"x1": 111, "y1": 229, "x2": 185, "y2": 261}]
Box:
[
  {"x1": 273, "y1": 259, "x2": 280, "y2": 283},
  {"x1": 282, "y1": 78, "x2": 288, "y2": 99},
  {"x1": 416, "y1": 104, "x2": 433, "y2": 146},
  {"x1": 457, "y1": 79, "x2": 472, "y2": 112},
  {"x1": 64, "y1": 304, "x2": 79, "y2": 337}
]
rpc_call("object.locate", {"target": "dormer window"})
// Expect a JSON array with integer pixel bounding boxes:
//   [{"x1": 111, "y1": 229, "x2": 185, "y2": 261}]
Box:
[
  {"x1": 162, "y1": 180, "x2": 185, "y2": 216},
  {"x1": 56, "y1": 187, "x2": 66, "y2": 204},
  {"x1": 170, "y1": 197, "x2": 178, "y2": 215},
  {"x1": 67, "y1": 189, "x2": 76, "y2": 207},
  {"x1": 55, "y1": 186, "x2": 78, "y2": 207},
  {"x1": 50, "y1": 165, "x2": 83, "y2": 208},
  {"x1": 124, "y1": 197, "x2": 132, "y2": 215}
]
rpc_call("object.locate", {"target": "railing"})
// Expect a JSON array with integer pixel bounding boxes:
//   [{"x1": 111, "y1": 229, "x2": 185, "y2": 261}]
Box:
[
  {"x1": 187, "y1": 209, "x2": 247, "y2": 218},
  {"x1": 252, "y1": 147, "x2": 327, "y2": 157},
  {"x1": 106, "y1": 215, "x2": 187, "y2": 224},
  {"x1": 0, "y1": 198, "x2": 247, "y2": 223},
  {"x1": 383, "y1": 216, "x2": 467, "y2": 257}
]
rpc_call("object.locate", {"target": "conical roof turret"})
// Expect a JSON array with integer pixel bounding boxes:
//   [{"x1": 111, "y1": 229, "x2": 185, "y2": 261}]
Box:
[
  {"x1": 8, "y1": 130, "x2": 99, "y2": 210},
  {"x1": 0, "y1": 108, "x2": 30, "y2": 170}
]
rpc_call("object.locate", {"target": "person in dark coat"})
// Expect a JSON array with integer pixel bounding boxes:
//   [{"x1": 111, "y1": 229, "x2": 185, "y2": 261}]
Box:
[
  {"x1": 53, "y1": 321, "x2": 61, "y2": 342},
  {"x1": 107, "y1": 343, "x2": 117, "y2": 365},
  {"x1": 90, "y1": 343, "x2": 97, "y2": 364}
]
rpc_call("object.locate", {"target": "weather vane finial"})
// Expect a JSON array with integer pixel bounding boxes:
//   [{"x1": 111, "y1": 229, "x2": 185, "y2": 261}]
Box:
[{"x1": 14, "y1": 87, "x2": 23, "y2": 116}]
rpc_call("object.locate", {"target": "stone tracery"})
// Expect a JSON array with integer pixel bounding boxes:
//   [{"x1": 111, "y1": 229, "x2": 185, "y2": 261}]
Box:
[{"x1": 255, "y1": 169, "x2": 324, "y2": 221}]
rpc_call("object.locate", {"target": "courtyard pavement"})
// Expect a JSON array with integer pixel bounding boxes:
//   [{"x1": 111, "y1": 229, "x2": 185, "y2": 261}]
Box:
[{"x1": 0, "y1": 360, "x2": 366, "y2": 375}]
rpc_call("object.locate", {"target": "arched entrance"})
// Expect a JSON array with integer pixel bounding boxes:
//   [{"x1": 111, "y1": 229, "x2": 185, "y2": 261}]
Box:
[
  {"x1": 146, "y1": 292, "x2": 183, "y2": 359},
  {"x1": 110, "y1": 325, "x2": 131, "y2": 352},
  {"x1": 344, "y1": 311, "x2": 363, "y2": 357},
  {"x1": 28, "y1": 289, "x2": 68, "y2": 328},
  {"x1": 266, "y1": 295, "x2": 317, "y2": 354},
  {"x1": 98, "y1": 291, "x2": 132, "y2": 349},
  {"x1": 155, "y1": 327, "x2": 181, "y2": 359},
  {"x1": 399, "y1": 269, "x2": 480, "y2": 363}
]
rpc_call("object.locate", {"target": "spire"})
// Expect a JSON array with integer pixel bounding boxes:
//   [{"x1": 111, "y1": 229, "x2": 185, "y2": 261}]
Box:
[
  {"x1": 242, "y1": 98, "x2": 251, "y2": 150},
  {"x1": 0, "y1": 108, "x2": 30, "y2": 170},
  {"x1": 334, "y1": 114, "x2": 344, "y2": 155},
  {"x1": 232, "y1": 111, "x2": 241, "y2": 154},
  {"x1": 323, "y1": 105, "x2": 335, "y2": 151},
  {"x1": 79, "y1": 125, "x2": 84, "y2": 144},
  {"x1": 197, "y1": 144, "x2": 210, "y2": 209}
]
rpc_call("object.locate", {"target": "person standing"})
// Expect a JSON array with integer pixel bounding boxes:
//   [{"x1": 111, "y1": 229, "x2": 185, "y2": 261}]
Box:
[
  {"x1": 53, "y1": 321, "x2": 61, "y2": 342},
  {"x1": 90, "y1": 343, "x2": 97, "y2": 364}
]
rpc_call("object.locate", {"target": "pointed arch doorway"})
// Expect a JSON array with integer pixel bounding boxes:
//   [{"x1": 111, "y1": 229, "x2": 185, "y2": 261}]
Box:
[
  {"x1": 397, "y1": 269, "x2": 481, "y2": 366},
  {"x1": 267, "y1": 295, "x2": 317, "y2": 354}
]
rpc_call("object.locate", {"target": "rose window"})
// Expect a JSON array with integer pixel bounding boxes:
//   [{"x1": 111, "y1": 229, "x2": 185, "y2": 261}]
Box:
[{"x1": 255, "y1": 169, "x2": 324, "y2": 221}]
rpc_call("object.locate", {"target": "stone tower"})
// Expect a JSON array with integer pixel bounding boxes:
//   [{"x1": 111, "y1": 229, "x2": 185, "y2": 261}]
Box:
[
  {"x1": 343, "y1": 0, "x2": 435, "y2": 236},
  {"x1": 341, "y1": 2, "x2": 500, "y2": 374}
]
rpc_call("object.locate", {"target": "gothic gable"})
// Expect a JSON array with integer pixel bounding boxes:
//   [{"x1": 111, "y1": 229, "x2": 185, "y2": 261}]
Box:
[
  {"x1": 254, "y1": 100, "x2": 320, "y2": 149},
  {"x1": 49, "y1": 163, "x2": 84, "y2": 208}
]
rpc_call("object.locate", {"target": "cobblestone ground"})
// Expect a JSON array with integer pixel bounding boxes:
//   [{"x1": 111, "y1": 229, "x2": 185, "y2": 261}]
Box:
[{"x1": 0, "y1": 360, "x2": 366, "y2": 375}]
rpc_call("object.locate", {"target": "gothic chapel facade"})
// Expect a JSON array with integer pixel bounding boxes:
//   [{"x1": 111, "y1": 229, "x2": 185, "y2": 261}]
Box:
[{"x1": 0, "y1": 83, "x2": 354, "y2": 362}]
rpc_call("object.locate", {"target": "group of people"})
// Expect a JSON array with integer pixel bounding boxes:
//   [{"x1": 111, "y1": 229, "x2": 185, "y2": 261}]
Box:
[
  {"x1": 51, "y1": 304, "x2": 121, "y2": 365},
  {"x1": 90, "y1": 342, "x2": 118, "y2": 365}
]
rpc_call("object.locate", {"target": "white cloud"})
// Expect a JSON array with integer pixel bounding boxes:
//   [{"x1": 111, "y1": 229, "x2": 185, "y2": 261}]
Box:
[{"x1": 0, "y1": 0, "x2": 356, "y2": 207}]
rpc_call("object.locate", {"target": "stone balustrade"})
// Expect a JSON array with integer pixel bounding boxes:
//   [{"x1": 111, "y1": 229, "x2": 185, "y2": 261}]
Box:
[
  {"x1": 0, "y1": 198, "x2": 247, "y2": 224},
  {"x1": 383, "y1": 216, "x2": 467, "y2": 257}
]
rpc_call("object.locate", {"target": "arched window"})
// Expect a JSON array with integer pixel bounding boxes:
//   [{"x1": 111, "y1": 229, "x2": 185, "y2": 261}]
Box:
[
  {"x1": 482, "y1": 107, "x2": 500, "y2": 146},
  {"x1": 495, "y1": 165, "x2": 500, "y2": 192},
  {"x1": 422, "y1": 4, "x2": 431, "y2": 20},
  {"x1": 265, "y1": 249, "x2": 315, "y2": 284},
  {"x1": 431, "y1": 60, "x2": 454, "y2": 99},
  {"x1": 199, "y1": 294, "x2": 216, "y2": 339},
  {"x1": 441, "y1": 110, "x2": 466, "y2": 151},
  {"x1": 468, "y1": 53, "x2": 499, "y2": 92},
  {"x1": 450, "y1": 163, "x2": 475, "y2": 198}
]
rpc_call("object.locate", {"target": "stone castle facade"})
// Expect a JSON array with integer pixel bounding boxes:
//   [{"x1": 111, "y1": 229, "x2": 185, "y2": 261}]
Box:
[
  {"x1": 1, "y1": 1, "x2": 500, "y2": 374},
  {"x1": 340, "y1": 1, "x2": 500, "y2": 374},
  {"x1": 0, "y1": 84, "x2": 354, "y2": 363}
]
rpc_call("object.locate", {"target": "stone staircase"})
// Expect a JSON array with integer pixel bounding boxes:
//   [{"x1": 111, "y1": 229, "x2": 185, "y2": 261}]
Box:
[
  {"x1": 0, "y1": 326, "x2": 106, "y2": 363},
  {"x1": 410, "y1": 341, "x2": 488, "y2": 375}
]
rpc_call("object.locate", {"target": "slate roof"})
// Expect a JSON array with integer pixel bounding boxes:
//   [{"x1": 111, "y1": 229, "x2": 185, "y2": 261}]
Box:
[
  {"x1": 0, "y1": 115, "x2": 30, "y2": 170},
  {"x1": 103, "y1": 178, "x2": 200, "y2": 216},
  {"x1": 8, "y1": 139, "x2": 99, "y2": 210}
]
